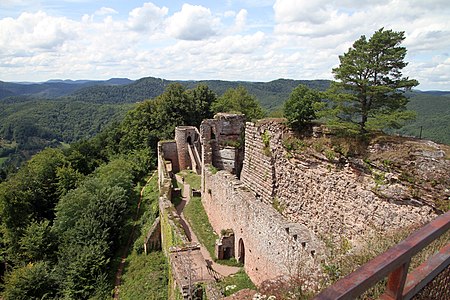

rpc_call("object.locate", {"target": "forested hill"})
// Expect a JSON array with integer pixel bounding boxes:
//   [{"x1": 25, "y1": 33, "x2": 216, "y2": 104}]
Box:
[
  {"x1": 68, "y1": 77, "x2": 330, "y2": 108},
  {"x1": 1, "y1": 77, "x2": 330, "y2": 108},
  {"x1": 64, "y1": 76, "x2": 449, "y2": 144},
  {"x1": 0, "y1": 76, "x2": 449, "y2": 174},
  {"x1": 0, "y1": 77, "x2": 329, "y2": 174},
  {"x1": 66, "y1": 77, "x2": 167, "y2": 104},
  {"x1": 397, "y1": 92, "x2": 450, "y2": 144},
  {"x1": 182, "y1": 78, "x2": 330, "y2": 110},
  {"x1": 0, "y1": 78, "x2": 133, "y2": 100}
]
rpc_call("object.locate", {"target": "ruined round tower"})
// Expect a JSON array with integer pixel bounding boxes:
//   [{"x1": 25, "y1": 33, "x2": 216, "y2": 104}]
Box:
[{"x1": 175, "y1": 126, "x2": 198, "y2": 171}]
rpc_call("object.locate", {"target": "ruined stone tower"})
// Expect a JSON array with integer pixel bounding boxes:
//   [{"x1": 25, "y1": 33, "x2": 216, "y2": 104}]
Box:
[{"x1": 175, "y1": 126, "x2": 200, "y2": 173}]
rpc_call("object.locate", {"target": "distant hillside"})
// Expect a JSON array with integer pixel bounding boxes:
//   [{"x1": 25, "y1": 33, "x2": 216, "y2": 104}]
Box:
[
  {"x1": 0, "y1": 78, "x2": 134, "y2": 100},
  {"x1": 0, "y1": 98, "x2": 132, "y2": 171},
  {"x1": 2, "y1": 76, "x2": 329, "y2": 108},
  {"x1": 183, "y1": 78, "x2": 330, "y2": 110},
  {"x1": 396, "y1": 92, "x2": 450, "y2": 145},
  {"x1": 67, "y1": 77, "x2": 167, "y2": 103},
  {"x1": 66, "y1": 77, "x2": 330, "y2": 108},
  {"x1": 0, "y1": 76, "x2": 448, "y2": 160}
]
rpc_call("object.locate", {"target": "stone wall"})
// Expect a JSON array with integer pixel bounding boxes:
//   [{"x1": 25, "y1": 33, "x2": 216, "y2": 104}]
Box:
[
  {"x1": 144, "y1": 217, "x2": 161, "y2": 254},
  {"x1": 202, "y1": 169, "x2": 324, "y2": 285},
  {"x1": 240, "y1": 122, "x2": 277, "y2": 205},
  {"x1": 158, "y1": 141, "x2": 193, "y2": 299},
  {"x1": 160, "y1": 140, "x2": 179, "y2": 173},
  {"x1": 242, "y1": 121, "x2": 437, "y2": 243},
  {"x1": 200, "y1": 113, "x2": 245, "y2": 176},
  {"x1": 157, "y1": 142, "x2": 190, "y2": 253}
]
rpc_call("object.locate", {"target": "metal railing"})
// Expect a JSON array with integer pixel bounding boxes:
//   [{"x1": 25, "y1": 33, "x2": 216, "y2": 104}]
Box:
[{"x1": 313, "y1": 210, "x2": 450, "y2": 300}]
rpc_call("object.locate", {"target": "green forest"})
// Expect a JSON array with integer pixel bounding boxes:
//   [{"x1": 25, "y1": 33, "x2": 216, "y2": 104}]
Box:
[
  {"x1": 397, "y1": 92, "x2": 450, "y2": 143},
  {"x1": 1, "y1": 76, "x2": 449, "y2": 182},
  {"x1": 0, "y1": 77, "x2": 328, "y2": 174},
  {"x1": 0, "y1": 83, "x2": 269, "y2": 298}
]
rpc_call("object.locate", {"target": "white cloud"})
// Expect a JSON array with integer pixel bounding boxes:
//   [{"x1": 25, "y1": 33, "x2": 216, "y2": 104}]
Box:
[
  {"x1": 405, "y1": 55, "x2": 450, "y2": 90},
  {"x1": 0, "y1": 0, "x2": 31, "y2": 7},
  {"x1": 270, "y1": 0, "x2": 450, "y2": 89},
  {"x1": 234, "y1": 9, "x2": 247, "y2": 31},
  {"x1": 273, "y1": 0, "x2": 331, "y2": 24},
  {"x1": 224, "y1": 10, "x2": 236, "y2": 18},
  {"x1": 95, "y1": 7, "x2": 118, "y2": 16},
  {"x1": 127, "y1": 2, "x2": 168, "y2": 32},
  {"x1": 166, "y1": 4, "x2": 219, "y2": 40},
  {"x1": 0, "y1": 11, "x2": 76, "y2": 52},
  {"x1": 0, "y1": 1, "x2": 450, "y2": 90}
]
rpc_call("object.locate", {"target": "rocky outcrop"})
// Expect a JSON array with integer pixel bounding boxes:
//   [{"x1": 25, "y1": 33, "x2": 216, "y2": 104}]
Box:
[{"x1": 241, "y1": 121, "x2": 439, "y2": 243}]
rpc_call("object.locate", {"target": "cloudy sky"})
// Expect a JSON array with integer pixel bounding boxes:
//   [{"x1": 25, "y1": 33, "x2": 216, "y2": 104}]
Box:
[{"x1": 1, "y1": 0, "x2": 449, "y2": 90}]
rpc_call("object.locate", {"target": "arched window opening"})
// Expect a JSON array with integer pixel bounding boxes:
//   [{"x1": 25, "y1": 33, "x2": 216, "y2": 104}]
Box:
[{"x1": 238, "y1": 238, "x2": 245, "y2": 264}]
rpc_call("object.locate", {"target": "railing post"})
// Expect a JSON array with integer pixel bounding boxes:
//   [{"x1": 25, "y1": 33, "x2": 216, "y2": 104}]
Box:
[{"x1": 380, "y1": 260, "x2": 410, "y2": 300}]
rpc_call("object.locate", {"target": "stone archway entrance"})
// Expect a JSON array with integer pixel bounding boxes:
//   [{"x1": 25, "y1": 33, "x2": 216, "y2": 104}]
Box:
[{"x1": 238, "y1": 238, "x2": 245, "y2": 264}]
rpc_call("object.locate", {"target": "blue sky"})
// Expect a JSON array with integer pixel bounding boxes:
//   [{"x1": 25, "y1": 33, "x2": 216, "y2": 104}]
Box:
[{"x1": 1, "y1": 0, "x2": 449, "y2": 90}]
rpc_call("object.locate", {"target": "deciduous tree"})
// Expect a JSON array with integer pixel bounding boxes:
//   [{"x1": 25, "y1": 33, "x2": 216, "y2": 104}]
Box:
[
  {"x1": 284, "y1": 84, "x2": 321, "y2": 130},
  {"x1": 212, "y1": 86, "x2": 265, "y2": 120}
]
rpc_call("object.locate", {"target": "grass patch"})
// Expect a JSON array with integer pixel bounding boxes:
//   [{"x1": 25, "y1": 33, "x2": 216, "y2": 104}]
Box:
[
  {"x1": 183, "y1": 196, "x2": 218, "y2": 258},
  {"x1": 219, "y1": 268, "x2": 256, "y2": 296},
  {"x1": 177, "y1": 170, "x2": 201, "y2": 190},
  {"x1": 215, "y1": 258, "x2": 243, "y2": 267},
  {"x1": 170, "y1": 178, "x2": 182, "y2": 207},
  {"x1": 119, "y1": 251, "x2": 168, "y2": 300},
  {"x1": 171, "y1": 195, "x2": 182, "y2": 207},
  {"x1": 172, "y1": 177, "x2": 181, "y2": 189}
]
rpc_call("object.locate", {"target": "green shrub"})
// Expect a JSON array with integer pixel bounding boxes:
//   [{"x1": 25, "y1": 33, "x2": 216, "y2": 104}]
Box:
[
  {"x1": 209, "y1": 165, "x2": 218, "y2": 174},
  {"x1": 272, "y1": 197, "x2": 285, "y2": 214},
  {"x1": 282, "y1": 136, "x2": 307, "y2": 154},
  {"x1": 324, "y1": 149, "x2": 336, "y2": 161},
  {"x1": 261, "y1": 130, "x2": 272, "y2": 156}
]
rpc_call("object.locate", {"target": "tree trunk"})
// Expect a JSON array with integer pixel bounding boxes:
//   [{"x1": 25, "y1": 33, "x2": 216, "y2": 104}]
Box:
[
  {"x1": 359, "y1": 116, "x2": 367, "y2": 134},
  {"x1": 360, "y1": 96, "x2": 368, "y2": 134}
]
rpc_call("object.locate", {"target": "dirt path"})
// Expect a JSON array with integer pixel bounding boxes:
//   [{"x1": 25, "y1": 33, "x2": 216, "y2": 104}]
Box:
[
  {"x1": 113, "y1": 172, "x2": 156, "y2": 299},
  {"x1": 174, "y1": 174, "x2": 240, "y2": 278}
]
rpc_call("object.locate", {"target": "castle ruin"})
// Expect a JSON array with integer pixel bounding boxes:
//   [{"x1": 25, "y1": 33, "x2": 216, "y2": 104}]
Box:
[{"x1": 157, "y1": 113, "x2": 437, "y2": 297}]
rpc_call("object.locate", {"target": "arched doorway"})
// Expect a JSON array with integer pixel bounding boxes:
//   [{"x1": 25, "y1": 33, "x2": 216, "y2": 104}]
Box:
[
  {"x1": 238, "y1": 238, "x2": 245, "y2": 264},
  {"x1": 187, "y1": 136, "x2": 192, "y2": 145}
]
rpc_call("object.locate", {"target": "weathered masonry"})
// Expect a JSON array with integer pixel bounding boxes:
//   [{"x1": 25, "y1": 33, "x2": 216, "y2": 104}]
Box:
[
  {"x1": 158, "y1": 113, "x2": 324, "y2": 288},
  {"x1": 199, "y1": 114, "x2": 323, "y2": 285},
  {"x1": 158, "y1": 113, "x2": 437, "y2": 293}
]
